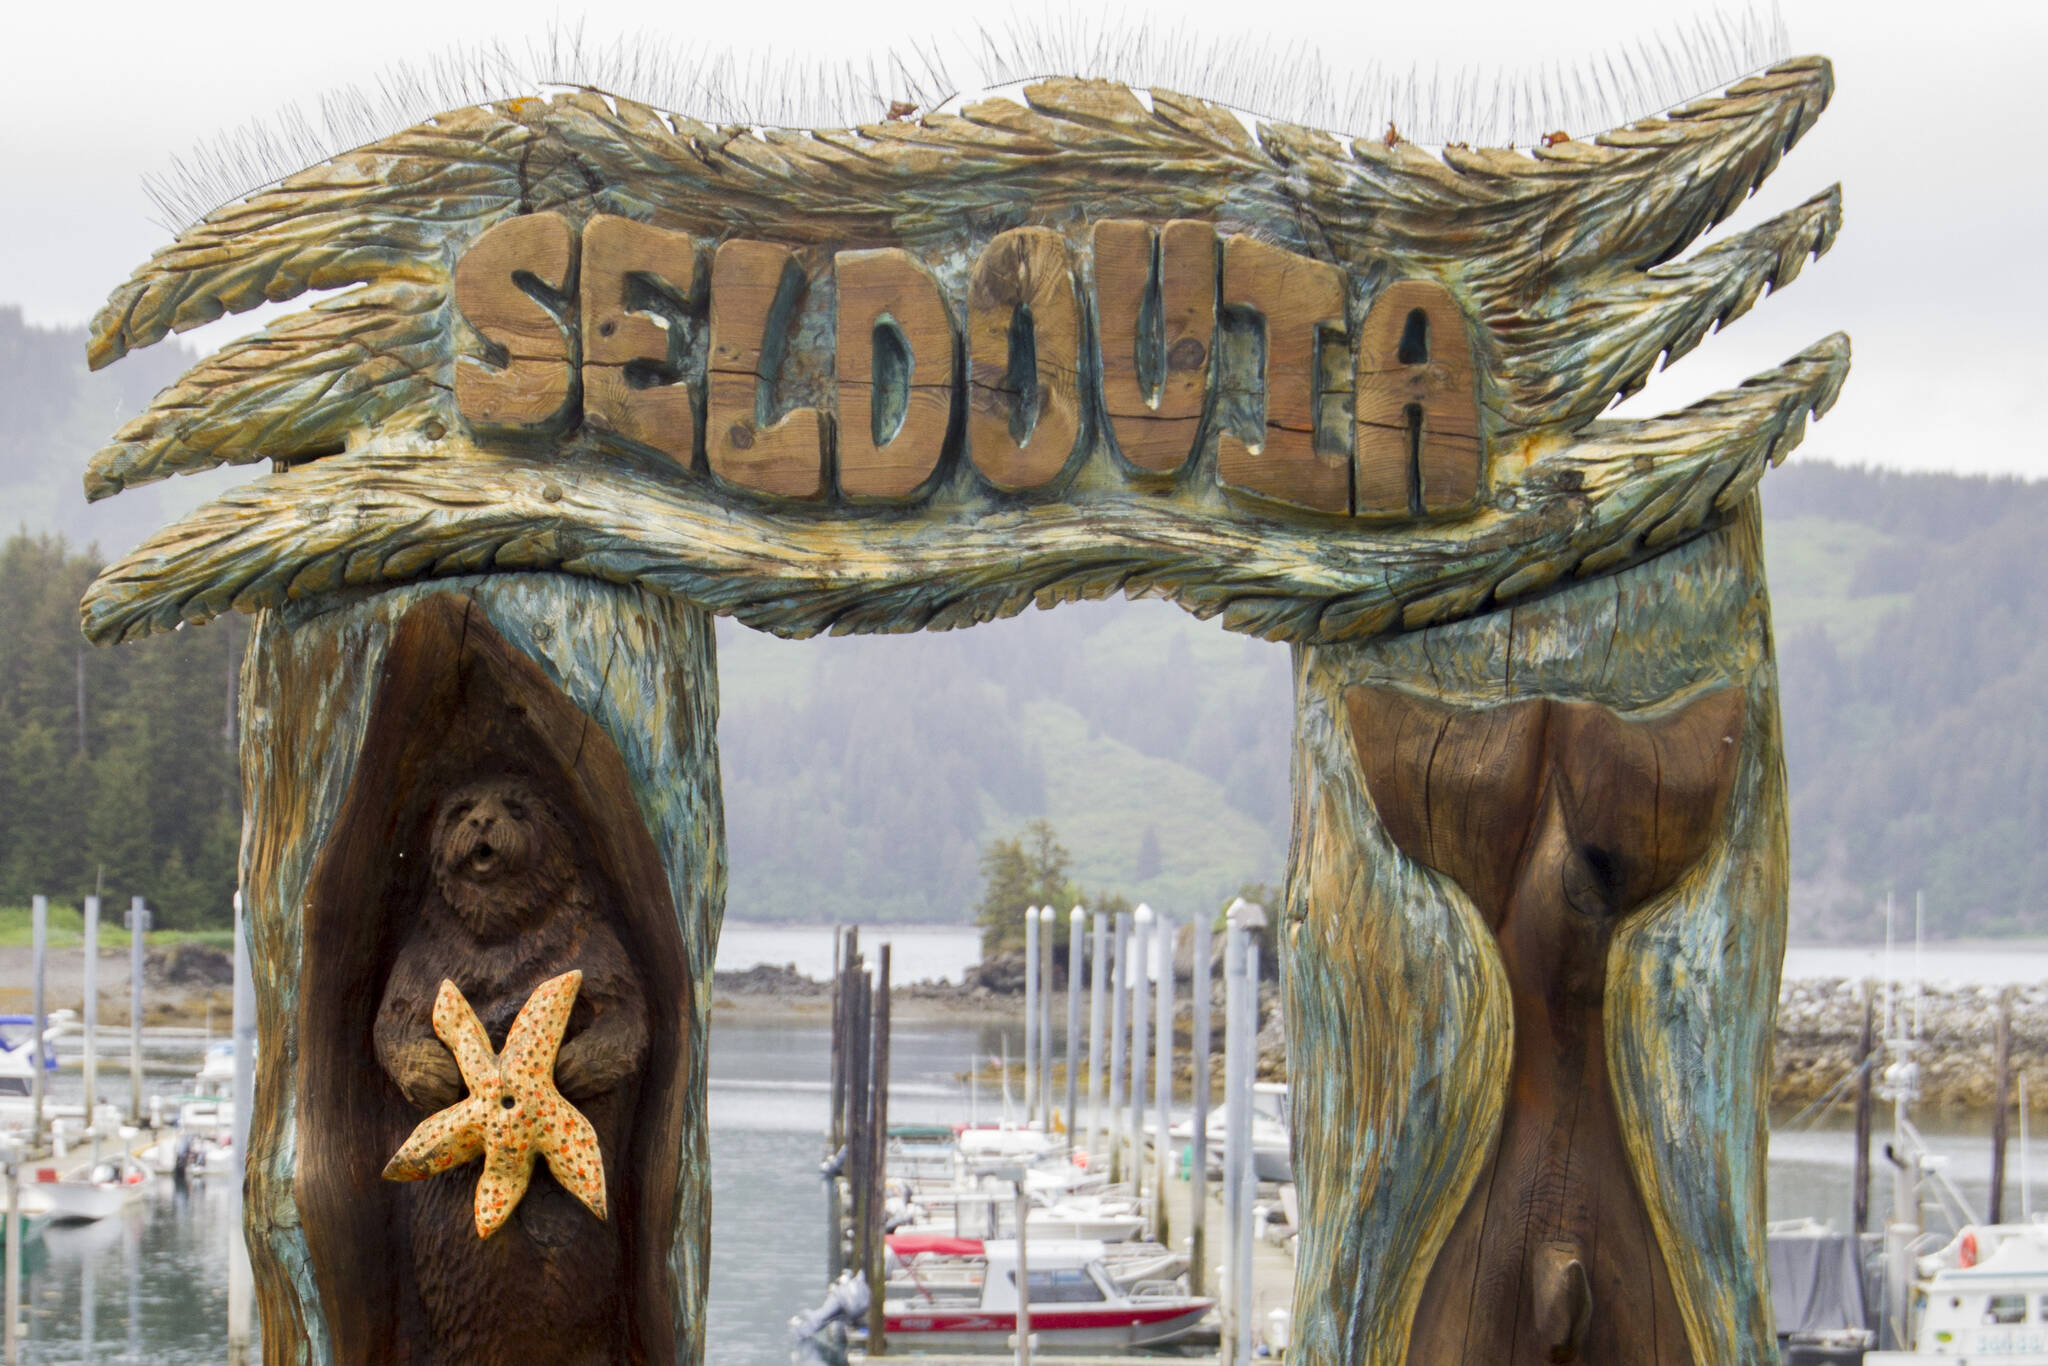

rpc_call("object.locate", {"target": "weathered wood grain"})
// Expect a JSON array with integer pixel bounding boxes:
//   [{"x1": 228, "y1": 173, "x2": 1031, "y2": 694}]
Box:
[
  {"x1": 1285, "y1": 501, "x2": 1785, "y2": 1365},
  {"x1": 78, "y1": 335, "x2": 1846, "y2": 646},
  {"x1": 239, "y1": 574, "x2": 723, "y2": 1365}
]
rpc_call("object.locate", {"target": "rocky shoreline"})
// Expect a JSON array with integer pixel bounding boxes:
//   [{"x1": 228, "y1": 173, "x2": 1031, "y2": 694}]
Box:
[{"x1": 714, "y1": 963, "x2": 2048, "y2": 1112}]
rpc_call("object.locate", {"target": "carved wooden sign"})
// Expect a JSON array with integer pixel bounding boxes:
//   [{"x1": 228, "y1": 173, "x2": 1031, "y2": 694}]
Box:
[
  {"x1": 75, "y1": 46, "x2": 1845, "y2": 1366},
  {"x1": 453, "y1": 213, "x2": 1481, "y2": 515}
]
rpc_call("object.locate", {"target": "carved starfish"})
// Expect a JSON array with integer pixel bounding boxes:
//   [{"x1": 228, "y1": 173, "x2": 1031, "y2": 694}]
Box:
[{"x1": 382, "y1": 969, "x2": 607, "y2": 1239}]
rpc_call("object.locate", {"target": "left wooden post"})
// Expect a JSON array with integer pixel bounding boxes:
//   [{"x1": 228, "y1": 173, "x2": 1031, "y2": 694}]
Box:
[{"x1": 236, "y1": 573, "x2": 725, "y2": 1364}]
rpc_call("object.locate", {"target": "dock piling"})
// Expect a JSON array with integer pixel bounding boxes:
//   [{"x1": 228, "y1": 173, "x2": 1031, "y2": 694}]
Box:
[
  {"x1": 1109, "y1": 914, "x2": 1129, "y2": 1182},
  {"x1": 1066, "y1": 907, "x2": 1085, "y2": 1137},
  {"x1": 1854, "y1": 980, "x2": 1875, "y2": 1236},
  {"x1": 1153, "y1": 911, "x2": 1174, "y2": 1244},
  {"x1": 1087, "y1": 911, "x2": 1108, "y2": 1161},
  {"x1": 868, "y1": 944, "x2": 892, "y2": 1356},
  {"x1": 1130, "y1": 906, "x2": 1151, "y2": 1203},
  {"x1": 29, "y1": 897, "x2": 45, "y2": 1150},
  {"x1": 1190, "y1": 912, "x2": 1212, "y2": 1296},
  {"x1": 1991, "y1": 985, "x2": 2014, "y2": 1223},
  {"x1": 1024, "y1": 907, "x2": 1040, "y2": 1133},
  {"x1": 129, "y1": 896, "x2": 148, "y2": 1124},
  {"x1": 83, "y1": 895, "x2": 100, "y2": 1144},
  {"x1": 1038, "y1": 908, "x2": 1054, "y2": 1129}
]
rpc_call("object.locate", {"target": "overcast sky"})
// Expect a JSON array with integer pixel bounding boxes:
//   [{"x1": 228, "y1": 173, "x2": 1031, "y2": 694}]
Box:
[{"x1": 3, "y1": 0, "x2": 2041, "y2": 479}]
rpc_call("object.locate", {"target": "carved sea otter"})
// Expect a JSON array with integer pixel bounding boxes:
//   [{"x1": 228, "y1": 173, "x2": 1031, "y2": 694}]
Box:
[
  {"x1": 374, "y1": 777, "x2": 651, "y2": 1366},
  {"x1": 1346, "y1": 685, "x2": 1745, "y2": 1366}
]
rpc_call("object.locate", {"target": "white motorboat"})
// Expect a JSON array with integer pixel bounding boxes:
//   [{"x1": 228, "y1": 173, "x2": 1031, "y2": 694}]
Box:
[
  {"x1": 877, "y1": 1238, "x2": 1212, "y2": 1351},
  {"x1": 1868, "y1": 1221, "x2": 2048, "y2": 1364},
  {"x1": 1166, "y1": 1089, "x2": 1293, "y2": 1184},
  {"x1": 21, "y1": 1155, "x2": 150, "y2": 1223},
  {"x1": 893, "y1": 1181, "x2": 1146, "y2": 1244},
  {"x1": 0, "y1": 1012, "x2": 71, "y2": 1097}
]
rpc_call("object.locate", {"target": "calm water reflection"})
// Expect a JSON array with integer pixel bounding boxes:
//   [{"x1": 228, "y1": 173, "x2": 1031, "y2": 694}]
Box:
[{"x1": 16, "y1": 1016, "x2": 2048, "y2": 1363}]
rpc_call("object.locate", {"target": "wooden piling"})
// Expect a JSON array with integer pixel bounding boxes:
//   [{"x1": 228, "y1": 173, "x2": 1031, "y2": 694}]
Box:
[
  {"x1": 1991, "y1": 985, "x2": 2014, "y2": 1224},
  {"x1": 847, "y1": 957, "x2": 872, "y2": 1298},
  {"x1": 869, "y1": 945, "x2": 892, "y2": 1355},
  {"x1": 1087, "y1": 911, "x2": 1108, "y2": 1160},
  {"x1": 1853, "y1": 981, "x2": 1875, "y2": 1236}
]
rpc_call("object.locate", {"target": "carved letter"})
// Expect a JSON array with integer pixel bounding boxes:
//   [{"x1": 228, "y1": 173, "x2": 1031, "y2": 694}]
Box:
[
  {"x1": 1215, "y1": 236, "x2": 1350, "y2": 514},
  {"x1": 707, "y1": 240, "x2": 827, "y2": 498},
  {"x1": 581, "y1": 216, "x2": 701, "y2": 468},
  {"x1": 1093, "y1": 219, "x2": 1215, "y2": 474},
  {"x1": 1355, "y1": 279, "x2": 1483, "y2": 515},
  {"x1": 454, "y1": 213, "x2": 577, "y2": 433},
  {"x1": 835, "y1": 249, "x2": 956, "y2": 500},
  {"x1": 967, "y1": 227, "x2": 1084, "y2": 492}
]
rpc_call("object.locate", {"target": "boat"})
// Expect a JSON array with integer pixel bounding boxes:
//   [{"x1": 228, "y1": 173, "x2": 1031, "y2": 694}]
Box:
[
  {"x1": 1867, "y1": 1221, "x2": 2048, "y2": 1364},
  {"x1": 1166, "y1": 1090, "x2": 1292, "y2": 1184},
  {"x1": 0, "y1": 1011, "x2": 70, "y2": 1096},
  {"x1": 22, "y1": 1155, "x2": 150, "y2": 1223},
  {"x1": 876, "y1": 1237, "x2": 1212, "y2": 1351},
  {"x1": 1769, "y1": 1218, "x2": 1876, "y2": 1364}
]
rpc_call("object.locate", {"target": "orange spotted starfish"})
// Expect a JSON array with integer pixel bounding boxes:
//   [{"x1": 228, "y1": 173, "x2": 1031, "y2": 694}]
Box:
[{"x1": 382, "y1": 970, "x2": 607, "y2": 1239}]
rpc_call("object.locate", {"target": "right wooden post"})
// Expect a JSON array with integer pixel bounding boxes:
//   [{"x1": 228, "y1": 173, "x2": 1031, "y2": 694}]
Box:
[{"x1": 1285, "y1": 500, "x2": 1788, "y2": 1366}]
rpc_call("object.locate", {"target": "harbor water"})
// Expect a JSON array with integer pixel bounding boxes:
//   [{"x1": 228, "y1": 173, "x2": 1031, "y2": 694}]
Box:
[{"x1": 11, "y1": 925, "x2": 2048, "y2": 1362}]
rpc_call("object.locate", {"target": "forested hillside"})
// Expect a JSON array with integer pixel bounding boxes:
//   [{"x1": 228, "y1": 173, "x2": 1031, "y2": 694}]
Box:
[{"x1": 1, "y1": 307, "x2": 2040, "y2": 938}]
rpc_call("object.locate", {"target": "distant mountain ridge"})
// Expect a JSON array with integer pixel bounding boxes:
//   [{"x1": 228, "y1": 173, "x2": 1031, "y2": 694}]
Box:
[{"x1": 1, "y1": 307, "x2": 2039, "y2": 938}]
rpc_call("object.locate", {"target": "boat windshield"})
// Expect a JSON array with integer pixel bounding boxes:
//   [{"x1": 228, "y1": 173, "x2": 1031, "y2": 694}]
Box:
[{"x1": 1010, "y1": 1268, "x2": 1105, "y2": 1303}]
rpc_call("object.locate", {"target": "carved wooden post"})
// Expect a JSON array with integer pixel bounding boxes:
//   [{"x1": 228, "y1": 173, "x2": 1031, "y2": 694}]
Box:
[
  {"x1": 1287, "y1": 505, "x2": 1786, "y2": 1365},
  {"x1": 239, "y1": 575, "x2": 723, "y2": 1363}
]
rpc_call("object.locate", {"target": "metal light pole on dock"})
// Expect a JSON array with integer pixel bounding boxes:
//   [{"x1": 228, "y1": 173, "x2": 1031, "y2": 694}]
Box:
[
  {"x1": 1152, "y1": 911, "x2": 1174, "y2": 1243},
  {"x1": 1129, "y1": 907, "x2": 1150, "y2": 1202},
  {"x1": 1189, "y1": 913, "x2": 1212, "y2": 1296},
  {"x1": 1066, "y1": 907, "x2": 1085, "y2": 1138},
  {"x1": 128, "y1": 897, "x2": 148, "y2": 1124},
  {"x1": 1024, "y1": 907, "x2": 1039, "y2": 1131},
  {"x1": 29, "y1": 897, "x2": 46, "y2": 1150}
]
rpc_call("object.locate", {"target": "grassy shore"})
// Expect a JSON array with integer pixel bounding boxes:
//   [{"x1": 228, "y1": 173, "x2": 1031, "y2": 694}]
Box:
[{"x1": 0, "y1": 904, "x2": 234, "y2": 950}]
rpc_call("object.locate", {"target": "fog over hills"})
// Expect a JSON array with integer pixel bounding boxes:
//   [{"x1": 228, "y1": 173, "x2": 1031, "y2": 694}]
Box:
[{"x1": 2, "y1": 307, "x2": 2041, "y2": 938}]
